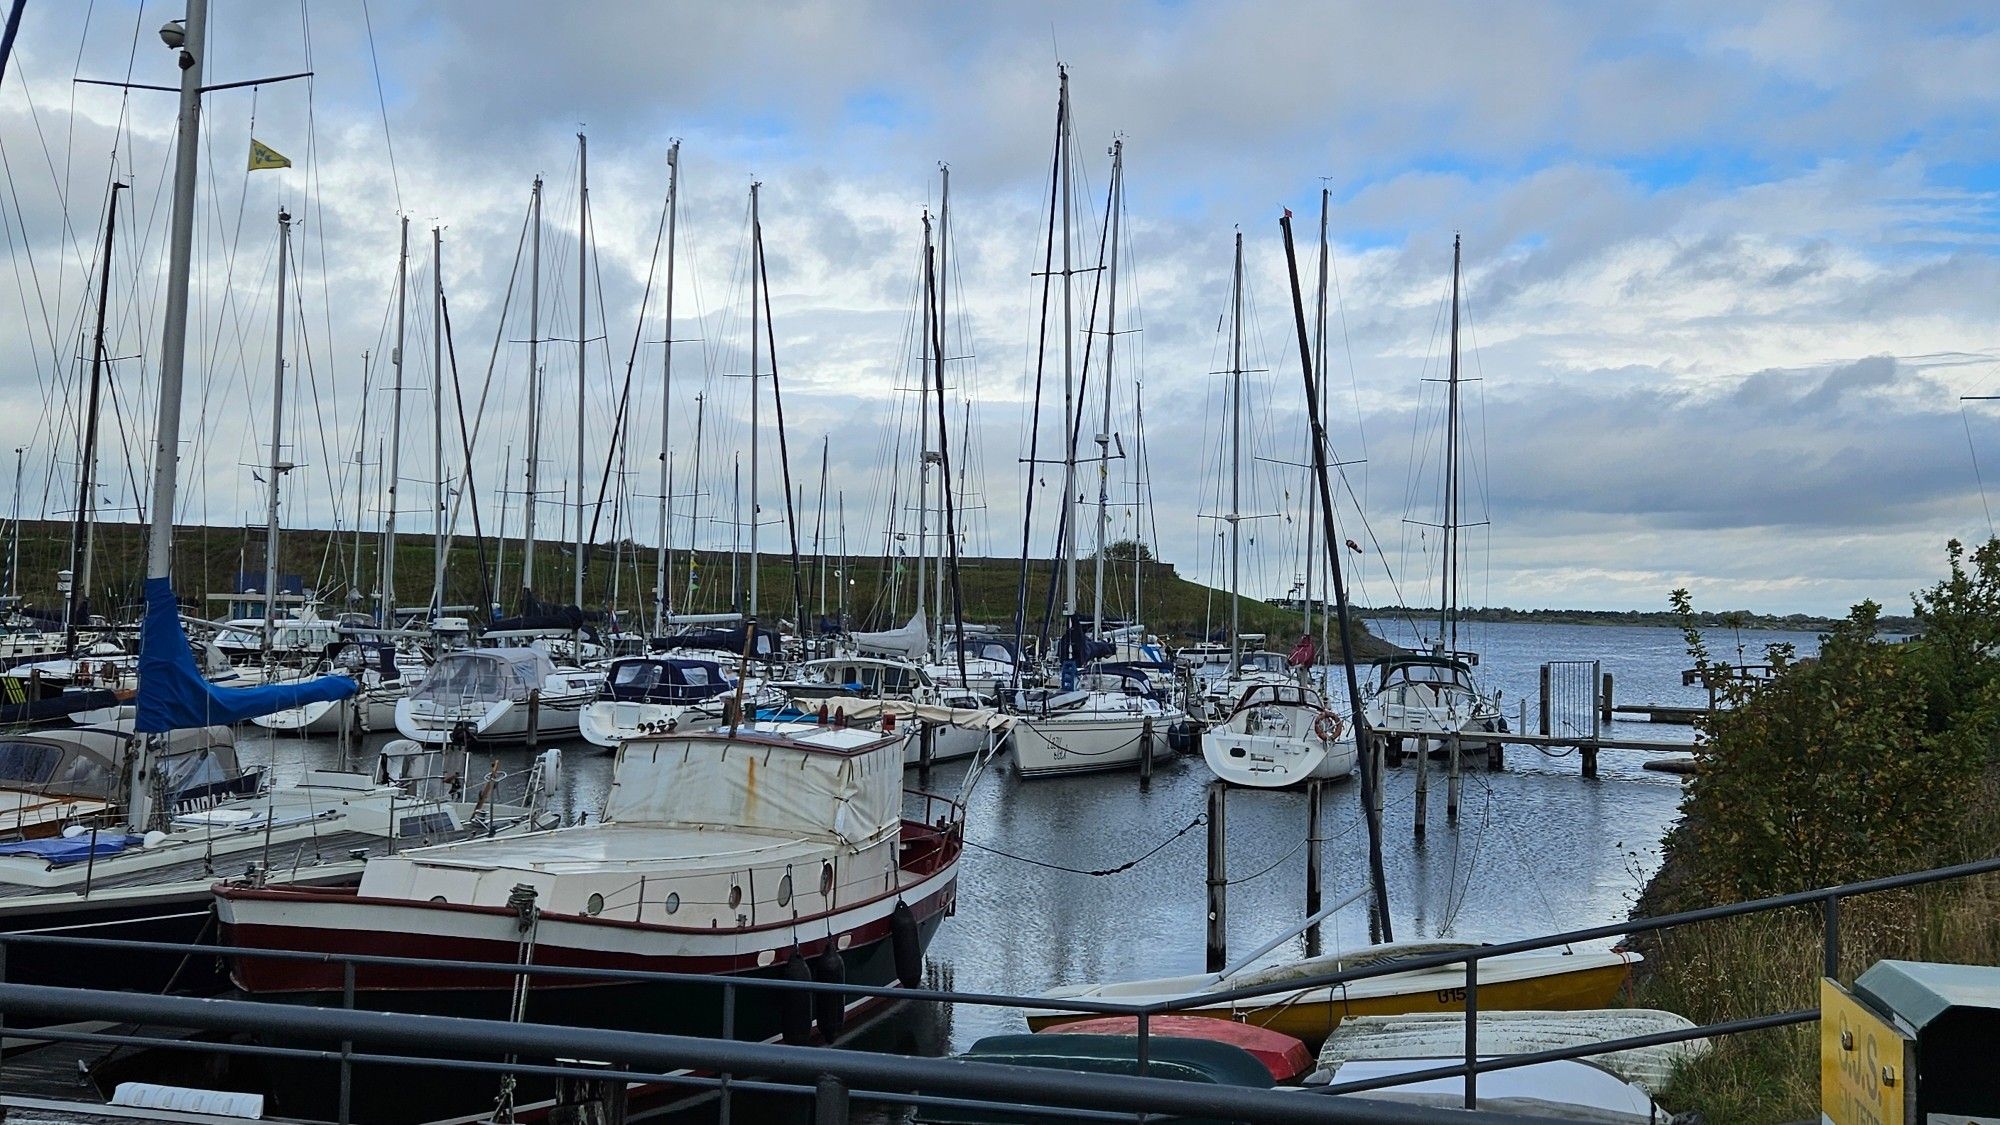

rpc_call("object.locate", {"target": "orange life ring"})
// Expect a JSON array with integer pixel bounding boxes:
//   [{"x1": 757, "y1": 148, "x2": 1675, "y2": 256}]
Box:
[{"x1": 1313, "y1": 710, "x2": 1345, "y2": 742}]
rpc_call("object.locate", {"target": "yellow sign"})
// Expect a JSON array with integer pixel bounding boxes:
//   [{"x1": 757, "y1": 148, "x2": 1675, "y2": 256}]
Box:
[{"x1": 1822, "y1": 977, "x2": 1912, "y2": 1125}]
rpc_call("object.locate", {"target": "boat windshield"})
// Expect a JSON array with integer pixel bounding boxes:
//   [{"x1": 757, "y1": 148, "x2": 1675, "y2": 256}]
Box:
[
  {"x1": 1382, "y1": 661, "x2": 1474, "y2": 690},
  {"x1": 410, "y1": 649, "x2": 552, "y2": 705},
  {"x1": 606, "y1": 658, "x2": 730, "y2": 704}
]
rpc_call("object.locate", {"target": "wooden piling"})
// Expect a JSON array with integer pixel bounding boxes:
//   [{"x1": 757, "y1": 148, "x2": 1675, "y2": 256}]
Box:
[
  {"x1": 1369, "y1": 732, "x2": 1385, "y2": 820},
  {"x1": 525, "y1": 688, "x2": 542, "y2": 752},
  {"x1": 1413, "y1": 736, "x2": 1429, "y2": 841},
  {"x1": 917, "y1": 722, "x2": 935, "y2": 775},
  {"x1": 1206, "y1": 780, "x2": 1227, "y2": 972},
  {"x1": 1582, "y1": 744, "x2": 1599, "y2": 780},
  {"x1": 1447, "y1": 731, "x2": 1461, "y2": 823},
  {"x1": 1538, "y1": 665, "x2": 1551, "y2": 737},
  {"x1": 1600, "y1": 671, "x2": 1614, "y2": 727},
  {"x1": 1305, "y1": 778, "x2": 1323, "y2": 952},
  {"x1": 1139, "y1": 717, "x2": 1154, "y2": 785}
]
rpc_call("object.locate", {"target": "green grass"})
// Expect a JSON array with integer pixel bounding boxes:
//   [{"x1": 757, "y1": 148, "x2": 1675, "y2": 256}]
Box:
[{"x1": 16, "y1": 519, "x2": 1397, "y2": 654}]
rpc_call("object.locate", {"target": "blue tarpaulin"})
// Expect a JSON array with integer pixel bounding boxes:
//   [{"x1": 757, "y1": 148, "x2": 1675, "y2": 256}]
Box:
[
  {"x1": 137, "y1": 576, "x2": 358, "y2": 733},
  {"x1": 0, "y1": 833, "x2": 142, "y2": 866}
]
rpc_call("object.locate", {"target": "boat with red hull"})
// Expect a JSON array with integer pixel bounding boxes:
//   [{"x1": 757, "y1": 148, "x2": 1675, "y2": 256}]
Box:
[{"x1": 215, "y1": 719, "x2": 965, "y2": 1043}]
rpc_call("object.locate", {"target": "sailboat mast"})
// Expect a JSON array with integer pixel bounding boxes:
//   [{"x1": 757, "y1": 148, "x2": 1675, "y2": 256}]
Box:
[
  {"x1": 1229, "y1": 231, "x2": 1245, "y2": 668},
  {"x1": 1442, "y1": 234, "x2": 1461, "y2": 656},
  {"x1": 1306, "y1": 187, "x2": 1329, "y2": 638},
  {"x1": 134, "y1": 0, "x2": 208, "y2": 833},
  {"x1": 384, "y1": 217, "x2": 408, "y2": 628},
  {"x1": 1132, "y1": 379, "x2": 1145, "y2": 633},
  {"x1": 575, "y1": 134, "x2": 588, "y2": 618},
  {"x1": 934, "y1": 164, "x2": 951, "y2": 648},
  {"x1": 431, "y1": 226, "x2": 445, "y2": 618},
  {"x1": 350, "y1": 351, "x2": 370, "y2": 607},
  {"x1": 747, "y1": 182, "x2": 762, "y2": 617},
  {"x1": 69, "y1": 181, "x2": 123, "y2": 655},
  {"x1": 916, "y1": 212, "x2": 933, "y2": 633},
  {"x1": 1057, "y1": 67, "x2": 1078, "y2": 621},
  {"x1": 653, "y1": 140, "x2": 679, "y2": 635},
  {"x1": 8, "y1": 447, "x2": 23, "y2": 603},
  {"x1": 816, "y1": 435, "x2": 829, "y2": 622},
  {"x1": 522, "y1": 177, "x2": 542, "y2": 598},
  {"x1": 1091, "y1": 139, "x2": 1123, "y2": 642},
  {"x1": 731, "y1": 453, "x2": 741, "y2": 607},
  {"x1": 685, "y1": 393, "x2": 704, "y2": 605},
  {"x1": 259, "y1": 209, "x2": 292, "y2": 658}
]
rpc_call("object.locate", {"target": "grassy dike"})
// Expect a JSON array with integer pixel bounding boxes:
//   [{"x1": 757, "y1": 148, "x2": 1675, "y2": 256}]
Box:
[
  {"x1": 1632, "y1": 540, "x2": 2000, "y2": 1121},
  {"x1": 13, "y1": 519, "x2": 1399, "y2": 657}
]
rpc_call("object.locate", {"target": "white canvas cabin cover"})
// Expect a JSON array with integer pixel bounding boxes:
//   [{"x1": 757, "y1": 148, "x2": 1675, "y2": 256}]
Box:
[
  {"x1": 605, "y1": 728, "x2": 903, "y2": 846},
  {"x1": 409, "y1": 648, "x2": 554, "y2": 705}
]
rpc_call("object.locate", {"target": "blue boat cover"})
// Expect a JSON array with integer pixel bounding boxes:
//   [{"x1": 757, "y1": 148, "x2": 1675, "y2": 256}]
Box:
[
  {"x1": 137, "y1": 577, "x2": 358, "y2": 733},
  {"x1": 0, "y1": 833, "x2": 143, "y2": 866}
]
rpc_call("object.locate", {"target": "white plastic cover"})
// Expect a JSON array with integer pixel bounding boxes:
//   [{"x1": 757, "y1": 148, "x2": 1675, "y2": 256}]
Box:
[
  {"x1": 851, "y1": 611, "x2": 929, "y2": 661},
  {"x1": 409, "y1": 648, "x2": 554, "y2": 705},
  {"x1": 605, "y1": 733, "x2": 902, "y2": 846}
]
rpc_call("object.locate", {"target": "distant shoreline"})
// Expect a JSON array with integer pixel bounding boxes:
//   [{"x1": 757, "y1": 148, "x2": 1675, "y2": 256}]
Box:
[{"x1": 1347, "y1": 605, "x2": 1917, "y2": 635}]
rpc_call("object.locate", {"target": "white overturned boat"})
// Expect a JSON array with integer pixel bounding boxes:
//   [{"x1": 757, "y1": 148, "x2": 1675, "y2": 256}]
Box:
[
  {"x1": 1204, "y1": 683, "x2": 1356, "y2": 787},
  {"x1": 1314, "y1": 1008, "x2": 1705, "y2": 1096},
  {"x1": 1011, "y1": 669, "x2": 1182, "y2": 778},
  {"x1": 1316, "y1": 1057, "x2": 1668, "y2": 1121},
  {"x1": 393, "y1": 647, "x2": 599, "y2": 746}
]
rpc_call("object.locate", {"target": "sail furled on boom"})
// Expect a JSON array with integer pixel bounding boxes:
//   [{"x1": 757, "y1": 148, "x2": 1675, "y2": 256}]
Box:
[{"x1": 136, "y1": 578, "x2": 357, "y2": 733}]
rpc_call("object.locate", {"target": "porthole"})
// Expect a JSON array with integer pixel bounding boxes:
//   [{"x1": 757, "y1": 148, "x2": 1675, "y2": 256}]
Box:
[
  {"x1": 664, "y1": 892, "x2": 680, "y2": 915},
  {"x1": 585, "y1": 893, "x2": 604, "y2": 916},
  {"x1": 429, "y1": 895, "x2": 447, "y2": 903},
  {"x1": 819, "y1": 862, "x2": 835, "y2": 896},
  {"x1": 777, "y1": 874, "x2": 793, "y2": 908},
  {"x1": 728, "y1": 884, "x2": 742, "y2": 909}
]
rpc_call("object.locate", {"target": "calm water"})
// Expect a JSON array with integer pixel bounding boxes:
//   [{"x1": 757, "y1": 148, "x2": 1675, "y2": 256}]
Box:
[{"x1": 235, "y1": 617, "x2": 1827, "y2": 1059}]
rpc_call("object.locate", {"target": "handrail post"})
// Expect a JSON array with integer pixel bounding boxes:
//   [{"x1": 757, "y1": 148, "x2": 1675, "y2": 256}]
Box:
[
  {"x1": 1463, "y1": 954, "x2": 1478, "y2": 1108},
  {"x1": 1823, "y1": 894, "x2": 1840, "y2": 980},
  {"x1": 813, "y1": 1073, "x2": 848, "y2": 1125},
  {"x1": 1135, "y1": 1008, "x2": 1150, "y2": 1124},
  {"x1": 339, "y1": 960, "x2": 355, "y2": 1125},
  {"x1": 719, "y1": 981, "x2": 735, "y2": 1125}
]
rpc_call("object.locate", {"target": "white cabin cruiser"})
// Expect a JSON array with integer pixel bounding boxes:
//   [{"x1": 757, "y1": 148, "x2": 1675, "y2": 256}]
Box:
[
  {"x1": 1364, "y1": 653, "x2": 1505, "y2": 753},
  {"x1": 577, "y1": 654, "x2": 744, "y2": 749},
  {"x1": 1011, "y1": 668, "x2": 1183, "y2": 778}
]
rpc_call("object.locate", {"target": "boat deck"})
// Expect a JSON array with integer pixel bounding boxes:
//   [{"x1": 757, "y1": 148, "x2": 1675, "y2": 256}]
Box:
[
  {"x1": 0, "y1": 829, "x2": 395, "y2": 901},
  {"x1": 383, "y1": 822, "x2": 833, "y2": 876}
]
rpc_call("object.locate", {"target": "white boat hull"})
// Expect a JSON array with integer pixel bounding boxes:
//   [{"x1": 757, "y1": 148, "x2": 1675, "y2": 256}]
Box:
[
  {"x1": 394, "y1": 690, "x2": 589, "y2": 746},
  {"x1": 1204, "y1": 730, "x2": 1355, "y2": 787},
  {"x1": 1013, "y1": 713, "x2": 1164, "y2": 777},
  {"x1": 578, "y1": 699, "x2": 725, "y2": 749},
  {"x1": 902, "y1": 721, "x2": 990, "y2": 766}
]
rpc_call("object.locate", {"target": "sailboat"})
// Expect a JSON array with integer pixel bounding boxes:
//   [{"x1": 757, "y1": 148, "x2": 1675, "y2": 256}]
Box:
[
  {"x1": 1011, "y1": 82, "x2": 1182, "y2": 779},
  {"x1": 1363, "y1": 237, "x2": 1506, "y2": 756}
]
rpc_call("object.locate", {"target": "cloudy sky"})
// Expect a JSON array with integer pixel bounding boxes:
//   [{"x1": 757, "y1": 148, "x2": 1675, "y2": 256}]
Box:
[{"x1": 1, "y1": 1, "x2": 1996, "y2": 621}]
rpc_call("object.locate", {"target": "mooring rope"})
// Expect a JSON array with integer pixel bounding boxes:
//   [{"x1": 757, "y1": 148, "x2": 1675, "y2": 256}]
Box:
[{"x1": 962, "y1": 811, "x2": 1206, "y2": 876}]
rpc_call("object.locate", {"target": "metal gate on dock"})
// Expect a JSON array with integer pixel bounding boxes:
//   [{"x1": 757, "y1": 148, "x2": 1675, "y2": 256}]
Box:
[{"x1": 1538, "y1": 659, "x2": 1601, "y2": 740}]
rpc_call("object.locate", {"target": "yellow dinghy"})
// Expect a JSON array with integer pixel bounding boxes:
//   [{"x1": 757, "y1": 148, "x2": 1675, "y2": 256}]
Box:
[{"x1": 1026, "y1": 942, "x2": 1639, "y2": 1048}]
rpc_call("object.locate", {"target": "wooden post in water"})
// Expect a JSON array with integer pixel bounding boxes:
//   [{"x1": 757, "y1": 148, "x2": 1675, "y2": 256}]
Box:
[
  {"x1": 1413, "y1": 736, "x2": 1429, "y2": 841},
  {"x1": 1447, "y1": 731, "x2": 1461, "y2": 823},
  {"x1": 1600, "y1": 671, "x2": 1614, "y2": 727},
  {"x1": 1205, "y1": 780, "x2": 1227, "y2": 972},
  {"x1": 525, "y1": 688, "x2": 542, "y2": 752},
  {"x1": 1538, "y1": 664, "x2": 1552, "y2": 737},
  {"x1": 1305, "y1": 778, "x2": 1324, "y2": 954},
  {"x1": 1369, "y1": 731, "x2": 1385, "y2": 820},
  {"x1": 1582, "y1": 742, "x2": 1599, "y2": 780},
  {"x1": 337, "y1": 695, "x2": 353, "y2": 767},
  {"x1": 1139, "y1": 716, "x2": 1154, "y2": 786},
  {"x1": 917, "y1": 722, "x2": 934, "y2": 776}
]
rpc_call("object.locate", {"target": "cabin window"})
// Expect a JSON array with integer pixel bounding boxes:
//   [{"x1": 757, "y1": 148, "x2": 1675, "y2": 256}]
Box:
[
  {"x1": 777, "y1": 873, "x2": 793, "y2": 908},
  {"x1": 820, "y1": 862, "x2": 834, "y2": 896},
  {"x1": 585, "y1": 893, "x2": 604, "y2": 916},
  {"x1": 663, "y1": 892, "x2": 680, "y2": 914},
  {"x1": 682, "y1": 666, "x2": 712, "y2": 687},
  {"x1": 0, "y1": 742, "x2": 62, "y2": 786},
  {"x1": 728, "y1": 884, "x2": 742, "y2": 909},
  {"x1": 429, "y1": 895, "x2": 447, "y2": 903}
]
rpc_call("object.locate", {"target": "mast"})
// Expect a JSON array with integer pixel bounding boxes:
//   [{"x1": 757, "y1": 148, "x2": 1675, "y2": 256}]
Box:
[
  {"x1": 522, "y1": 177, "x2": 542, "y2": 599},
  {"x1": 1228, "y1": 231, "x2": 1245, "y2": 668},
  {"x1": 134, "y1": 0, "x2": 207, "y2": 832},
  {"x1": 1057, "y1": 67, "x2": 1079, "y2": 626},
  {"x1": 7, "y1": 447, "x2": 22, "y2": 604},
  {"x1": 68, "y1": 181, "x2": 123, "y2": 656},
  {"x1": 385, "y1": 216, "x2": 408, "y2": 629},
  {"x1": 259, "y1": 208, "x2": 292, "y2": 658},
  {"x1": 915, "y1": 211, "x2": 932, "y2": 633},
  {"x1": 494, "y1": 442, "x2": 510, "y2": 607},
  {"x1": 747, "y1": 182, "x2": 762, "y2": 617},
  {"x1": 653, "y1": 140, "x2": 679, "y2": 636},
  {"x1": 431, "y1": 225, "x2": 445, "y2": 619},
  {"x1": 1442, "y1": 234, "x2": 1461, "y2": 657},
  {"x1": 1305, "y1": 187, "x2": 1329, "y2": 638},
  {"x1": 934, "y1": 164, "x2": 951, "y2": 649},
  {"x1": 349, "y1": 351, "x2": 370, "y2": 608},
  {"x1": 685, "y1": 393, "x2": 704, "y2": 606},
  {"x1": 575, "y1": 134, "x2": 588, "y2": 619},
  {"x1": 1132, "y1": 379, "x2": 1145, "y2": 636},
  {"x1": 730, "y1": 454, "x2": 741, "y2": 608},
  {"x1": 1091, "y1": 139, "x2": 1123, "y2": 642},
  {"x1": 837, "y1": 490, "x2": 847, "y2": 626},
  {"x1": 815, "y1": 435, "x2": 828, "y2": 621}
]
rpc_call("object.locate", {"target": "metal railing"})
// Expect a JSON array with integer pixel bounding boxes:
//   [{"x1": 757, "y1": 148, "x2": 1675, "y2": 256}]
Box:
[{"x1": 0, "y1": 850, "x2": 1994, "y2": 1122}]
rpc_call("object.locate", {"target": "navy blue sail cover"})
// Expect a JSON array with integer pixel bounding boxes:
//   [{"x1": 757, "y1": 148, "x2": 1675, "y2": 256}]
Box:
[{"x1": 137, "y1": 577, "x2": 359, "y2": 733}]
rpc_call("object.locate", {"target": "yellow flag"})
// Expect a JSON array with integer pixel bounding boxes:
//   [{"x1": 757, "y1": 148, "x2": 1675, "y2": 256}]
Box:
[{"x1": 248, "y1": 139, "x2": 292, "y2": 171}]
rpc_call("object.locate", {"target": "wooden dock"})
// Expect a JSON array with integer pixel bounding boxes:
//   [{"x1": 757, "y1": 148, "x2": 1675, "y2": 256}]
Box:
[
  {"x1": 1610, "y1": 703, "x2": 1706, "y2": 725},
  {"x1": 1495, "y1": 730, "x2": 1697, "y2": 779}
]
